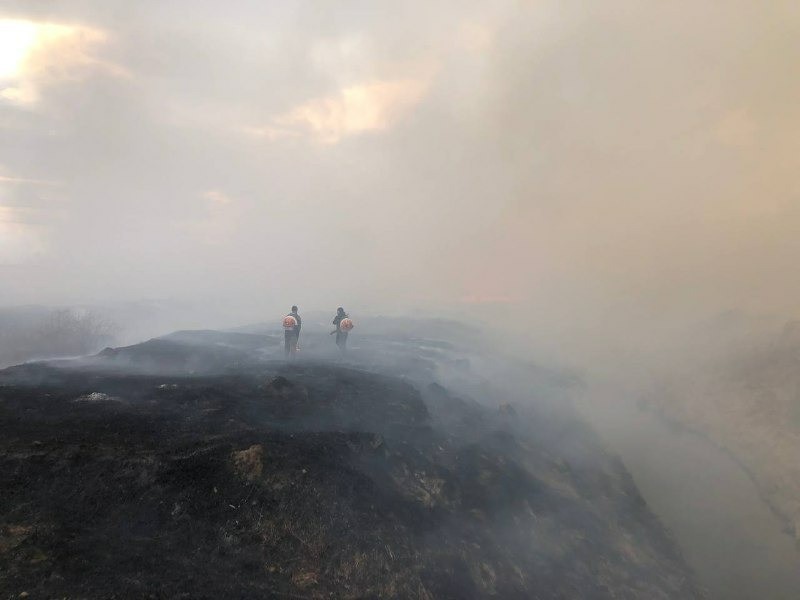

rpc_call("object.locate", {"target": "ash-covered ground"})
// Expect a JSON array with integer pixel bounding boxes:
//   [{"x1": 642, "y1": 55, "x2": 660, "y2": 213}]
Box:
[{"x1": 0, "y1": 321, "x2": 702, "y2": 599}]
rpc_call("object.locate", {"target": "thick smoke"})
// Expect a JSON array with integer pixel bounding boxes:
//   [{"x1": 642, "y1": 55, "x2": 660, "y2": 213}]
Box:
[
  {"x1": 2, "y1": 4, "x2": 800, "y2": 598},
  {"x1": 1, "y1": 1, "x2": 799, "y2": 365}
]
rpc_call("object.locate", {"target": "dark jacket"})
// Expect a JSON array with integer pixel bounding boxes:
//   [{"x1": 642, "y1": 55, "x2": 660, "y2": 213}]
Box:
[{"x1": 332, "y1": 312, "x2": 348, "y2": 330}]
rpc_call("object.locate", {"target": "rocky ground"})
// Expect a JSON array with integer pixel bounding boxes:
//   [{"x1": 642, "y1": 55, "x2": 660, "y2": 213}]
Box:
[{"x1": 0, "y1": 324, "x2": 703, "y2": 598}]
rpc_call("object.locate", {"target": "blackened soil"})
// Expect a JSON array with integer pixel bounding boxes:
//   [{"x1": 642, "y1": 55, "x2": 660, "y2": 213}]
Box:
[{"x1": 0, "y1": 334, "x2": 702, "y2": 599}]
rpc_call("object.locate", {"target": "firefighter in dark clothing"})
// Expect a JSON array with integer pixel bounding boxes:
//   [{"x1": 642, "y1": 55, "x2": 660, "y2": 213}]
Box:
[
  {"x1": 331, "y1": 307, "x2": 349, "y2": 352},
  {"x1": 284, "y1": 305, "x2": 301, "y2": 357}
]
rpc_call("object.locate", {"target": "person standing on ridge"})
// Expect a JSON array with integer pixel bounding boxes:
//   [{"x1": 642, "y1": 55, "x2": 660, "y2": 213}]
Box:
[
  {"x1": 283, "y1": 305, "x2": 301, "y2": 358},
  {"x1": 331, "y1": 307, "x2": 352, "y2": 353}
]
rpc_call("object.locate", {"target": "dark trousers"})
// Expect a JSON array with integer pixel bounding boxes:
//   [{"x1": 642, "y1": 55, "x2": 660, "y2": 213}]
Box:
[
  {"x1": 284, "y1": 331, "x2": 298, "y2": 357},
  {"x1": 335, "y1": 331, "x2": 348, "y2": 351}
]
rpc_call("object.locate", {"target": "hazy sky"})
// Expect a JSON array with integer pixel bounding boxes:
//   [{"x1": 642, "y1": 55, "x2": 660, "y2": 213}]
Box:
[{"x1": 1, "y1": 1, "x2": 799, "y2": 347}]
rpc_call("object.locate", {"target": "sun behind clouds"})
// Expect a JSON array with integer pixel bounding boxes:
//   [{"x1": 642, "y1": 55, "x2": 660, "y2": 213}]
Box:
[
  {"x1": 0, "y1": 17, "x2": 120, "y2": 105},
  {"x1": 0, "y1": 19, "x2": 39, "y2": 80}
]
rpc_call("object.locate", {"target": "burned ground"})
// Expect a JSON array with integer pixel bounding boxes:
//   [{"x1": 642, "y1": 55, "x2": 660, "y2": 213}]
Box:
[{"x1": 0, "y1": 331, "x2": 702, "y2": 598}]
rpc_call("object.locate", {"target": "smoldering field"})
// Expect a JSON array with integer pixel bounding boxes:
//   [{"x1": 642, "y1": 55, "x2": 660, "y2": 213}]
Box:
[
  {"x1": 2, "y1": 305, "x2": 800, "y2": 598},
  {"x1": 0, "y1": 315, "x2": 706, "y2": 599},
  {"x1": 3, "y1": 0, "x2": 800, "y2": 597}
]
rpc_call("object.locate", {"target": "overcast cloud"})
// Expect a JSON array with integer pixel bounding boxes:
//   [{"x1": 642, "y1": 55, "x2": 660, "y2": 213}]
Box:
[{"x1": 1, "y1": 1, "x2": 799, "y2": 359}]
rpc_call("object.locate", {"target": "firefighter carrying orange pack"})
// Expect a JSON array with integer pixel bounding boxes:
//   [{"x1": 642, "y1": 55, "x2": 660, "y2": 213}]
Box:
[{"x1": 283, "y1": 306, "x2": 301, "y2": 358}]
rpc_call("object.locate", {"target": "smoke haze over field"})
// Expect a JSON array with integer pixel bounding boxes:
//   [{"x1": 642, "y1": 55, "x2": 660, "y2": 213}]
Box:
[{"x1": 2, "y1": 1, "x2": 800, "y2": 359}]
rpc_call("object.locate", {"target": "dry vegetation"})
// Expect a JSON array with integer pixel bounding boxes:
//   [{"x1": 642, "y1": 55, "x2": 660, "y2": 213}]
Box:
[
  {"x1": 0, "y1": 307, "x2": 116, "y2": 368},
  {"x1": 649, "y1": 321, "x2": 800, "y2": 545},
  {"x1": 0, "y1": 329, "x2": 702, "y2": 598}
]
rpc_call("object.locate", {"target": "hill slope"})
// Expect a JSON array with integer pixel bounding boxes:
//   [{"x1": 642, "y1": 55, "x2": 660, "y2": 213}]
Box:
[
  {"x1": 0, "y1": 329, "x2": 702, "y2": 598},
  {"x1": 648, "y1": 321, "x2": 800, "y2": 546}
]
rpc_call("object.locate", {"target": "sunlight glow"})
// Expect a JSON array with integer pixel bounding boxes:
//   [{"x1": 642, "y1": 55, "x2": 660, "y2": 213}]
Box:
[
  {"x1": 0, "y1": 18, "x2": 116, "y2": 105},
  {"x1": 0, "y1": 20, "x2": 39, "y2": 79}
]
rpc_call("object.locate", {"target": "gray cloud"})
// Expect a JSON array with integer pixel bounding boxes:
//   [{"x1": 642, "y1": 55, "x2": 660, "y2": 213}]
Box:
[{"x1": 1, "y1": 1, "x2": 799, "y2": 361}]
